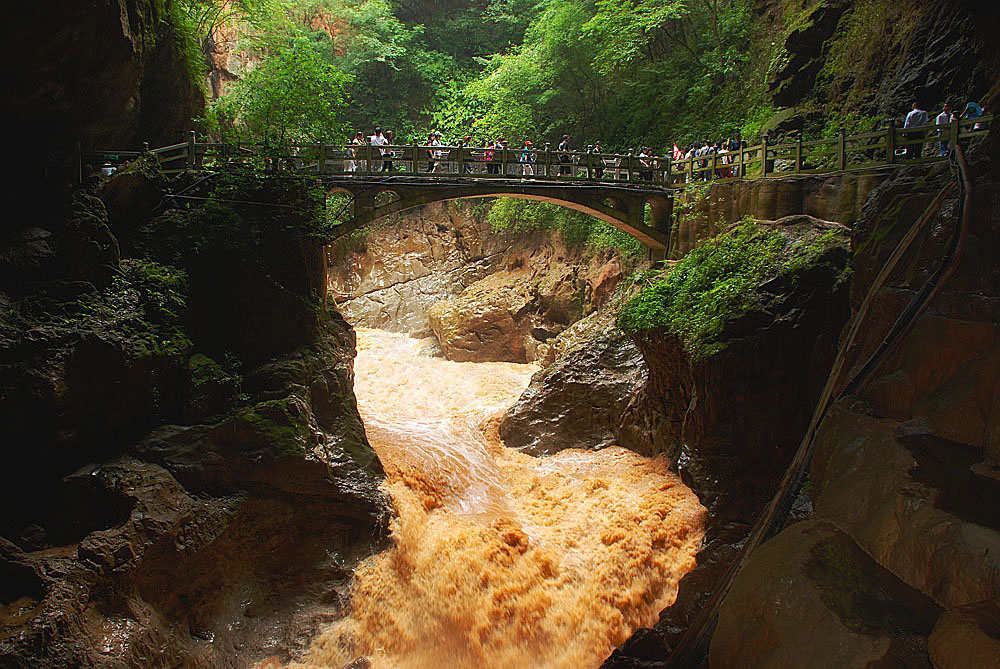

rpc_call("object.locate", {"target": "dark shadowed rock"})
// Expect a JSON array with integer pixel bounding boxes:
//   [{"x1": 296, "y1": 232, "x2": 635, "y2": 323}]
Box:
[{"x1": 710, "y1": 521, "x2": 940, "y2": 668}]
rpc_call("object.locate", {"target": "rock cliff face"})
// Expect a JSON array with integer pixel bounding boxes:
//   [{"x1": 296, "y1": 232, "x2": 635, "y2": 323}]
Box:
[
  {"x1": 767, "y1": 0, "x2": 999, "y2": 119},
  {"x1": 328, "y1": 202, "x2": 514, "y2": 337},
  {"x1": 671, "y1": 169, "x2": 892, "y2": 257},
  {"x1": 710, "y1": 136, "x2": 1000, "y2": 665},
  {"x1": 499, "y1": 311, "x2": 646, "y2": 454},
  {"x1": 329, "y1": 201, "x2": 633, "y2": 362},
  {"x1": 2, "y1": 0, "x2": 203, "y2": 184},
  {"x1": 0, "y1": 165, "x2": 387, "y2": 667}
]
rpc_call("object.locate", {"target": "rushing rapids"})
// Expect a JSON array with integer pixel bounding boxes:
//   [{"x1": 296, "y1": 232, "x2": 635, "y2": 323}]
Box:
[{"x1": 291, "y1": 329, "x2": 706, "y2": 669}]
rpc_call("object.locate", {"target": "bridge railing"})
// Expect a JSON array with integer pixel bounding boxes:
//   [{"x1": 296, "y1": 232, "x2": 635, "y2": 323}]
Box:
[{"x1": 131, "y1": 115, "x2": 989, "y2": 185}]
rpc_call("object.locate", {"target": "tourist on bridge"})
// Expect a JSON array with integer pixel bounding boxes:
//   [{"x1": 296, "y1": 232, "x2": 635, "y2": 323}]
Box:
[
  {"x1": 425, "y1": 132, "x2": 442, "y2": 172},
  {"x1": 383, "y1": 129, "x2": 395, "y2": 172},
  {"x1": 485, "y1": 141, "x2": 498, "y2": 174},
  {"x1": 903, "y1": 102, "x2": 929, "y2": 160},
  {"x1": 638, "y1": 147, "x2": 653, "y2": 181},
  {"x1": 728, "y1": 131, "x2": 745, "y2": 177},
  {"x1": 520, "y1": 141, "x2": 535, "y2": 177},
  {"x1": 461, "y1": 135, "x2": 475, "y2": 173},
  {"x1": 370, "y1": 127, "x2": 388, "y2": 172},
  {"x1": 346, "y1": 131, "x2": 364, "y2": 173},
  {"x1": 936, "y1": 103, "x2": 955, "y2": 156},
  {"x1": 961, "y1": 100, "x2": 986, "y2": 130},
  {"x1": 593, "y1": 140, "x2": 605, "y2": 179},
  {"x1": 558, "y1": 135, "x2": 572, "y2": 176}
]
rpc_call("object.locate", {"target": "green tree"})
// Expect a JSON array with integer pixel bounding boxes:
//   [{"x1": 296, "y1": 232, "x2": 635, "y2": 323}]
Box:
[{"x1": 204, "y1": 32, "x2": 351, "y2": 145}]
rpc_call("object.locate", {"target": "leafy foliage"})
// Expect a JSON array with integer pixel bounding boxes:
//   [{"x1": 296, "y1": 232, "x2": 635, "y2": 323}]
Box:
[
  {"x1": 203, "y1": 32, "x2": 350, "y2": 144},
  {"x1": 617, "y1": 219, "x2": 786, "y2": 357},
  {"x1": 486, "y1": 198, "x2": 645, "y2": 257},
  {"x1": 66, "y1": 260, "x2": 192, "y2": 357}
]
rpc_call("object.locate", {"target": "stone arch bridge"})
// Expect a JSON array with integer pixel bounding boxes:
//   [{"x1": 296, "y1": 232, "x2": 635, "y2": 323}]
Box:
[{"x1": 322, "y1": 176, "x2": 672, "y2": 253}]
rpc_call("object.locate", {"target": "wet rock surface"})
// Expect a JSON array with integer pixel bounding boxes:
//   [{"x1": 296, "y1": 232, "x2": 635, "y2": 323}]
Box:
[
  {"x1": 329, "y1": 201, "x2": 632, "y2": 361},
  {"x1": 671, "y1": 170, "x2": 892, "y2": 257},
  {"x1": 328, "y1": 202, "x2": 515, "y2": 338},
  {"x1": 500, "y1": 312, "x2": 646, "y2": 454},
  {"x1": 711, "y1": 521, "x2": 939, "y2": 668}
]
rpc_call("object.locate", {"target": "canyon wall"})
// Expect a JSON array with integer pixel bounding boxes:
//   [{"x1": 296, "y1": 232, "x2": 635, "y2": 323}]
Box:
[
  {"x1": 670, "y1": 169, "x2": 892, "y2": 257},
  {"x1": 711, "y1": 135, "x2": 1000, "y2": 667},
  {"x1": 0, "y1": 163, "x2": 387, "y2": 667},
  {"x1": 328, "y1": 201, "x2": 635, "y2": 363}
]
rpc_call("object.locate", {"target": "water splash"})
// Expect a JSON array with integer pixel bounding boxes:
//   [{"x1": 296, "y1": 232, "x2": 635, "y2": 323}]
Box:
[{"x1": 292, "y1": 329, "x2": 705, "y2": 669}]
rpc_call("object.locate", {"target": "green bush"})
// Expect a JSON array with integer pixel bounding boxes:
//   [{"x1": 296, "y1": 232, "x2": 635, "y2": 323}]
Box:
[
  {"x1": 486, "y1": 198, "x2": 645, "y2": 258},
  {"x1": 618, "y1": 219, "x2": 793, "y2": 358}
]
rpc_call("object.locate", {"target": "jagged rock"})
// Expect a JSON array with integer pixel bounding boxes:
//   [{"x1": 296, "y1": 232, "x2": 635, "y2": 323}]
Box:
[
  {"x1": 769, "y1": 0, "x2": 851, "y2": 108},
  {"x1": 330, "y1": 201, "x2": 635, "y2": 343},
  {"x1": 1, "y1": 0, "x2": 203, "y2": 151},
  {"x1": 428, "y1": 270, "x2": 537, "y2": 363},
  {"x1": 810, "y1": 405, "x2": 1000, "y2": 610},
  {"x1": 718, "y1": 141, "x2": 1000, "y2": 662},
  {"x1": 500, "y1": 313, "x2": 645, "y2": 455},
  {"x1": 929, "y1": 598, "x2": 1000, "y2": 668},
  {"x1": 622, "y1": 218, "x2": 852, "y2": 519},
  {"x1": 329, "y1": 202, "x2": 515, "y2": 337}
]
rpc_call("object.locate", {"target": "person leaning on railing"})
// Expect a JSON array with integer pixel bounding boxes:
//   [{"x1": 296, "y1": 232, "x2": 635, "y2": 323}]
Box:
[{"x1": 558, "y1": 135, "x2": 572, "y2": 176}]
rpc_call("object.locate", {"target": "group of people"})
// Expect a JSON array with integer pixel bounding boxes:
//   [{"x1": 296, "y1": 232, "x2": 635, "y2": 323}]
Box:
[
  {"x1": 339, "y1": 102, "x2": 988, "y2": 180},
  {"x1": 341, "y1": 128, "x2": 686, "y2": 180},
  {"x1": 674, "y1": 132, "x2": 748, "y2": 181},
  {"x1": 903, "y1": 100, "x2": 987, "y2": 159}
]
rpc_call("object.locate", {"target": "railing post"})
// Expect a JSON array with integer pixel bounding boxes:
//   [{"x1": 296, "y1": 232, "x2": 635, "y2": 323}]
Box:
[
  {"x1": 544, "y1": 142, "x2": 552, "y2": 178},
  {"x1": 317, "y1": 141, "x2": 325, "y2": 175},
  {"x1": 587, "y1": 145, "x2": 594, "y2": 180},
  {"x1": 687, "y1": 154, "x2": 694, "y2": 183},
  {"x1": 502, "y1": 144, "x2": 509, "y2": 177},
  {"x1": 737, "y1": 144, "x2": 744, "y2": 179},
  {"x1": 711, "y1": 151, "x2": 718, "y2": 180},
  {"x1": 412, "y1": 143, "x2": 419, "y2": 175},
  {"x1": 886, "y1": 121, "x2": 896, "y2": 165},
  {"x1": 762, "y1": 135, "x2": 770, "y2": 176},
  {"x1": 458, "y1": 144, "x2": 465, "y2": 175},
  {"x1": 187, "y1": 130, "x2": 196, "y2": 168},
  {"x1": 950, "y1": 116, "x2": 960, "y2": 153},
  {"x1": 366, "y1": 143, "x2": 374, "y2": 174},
  {"x1": 627, "y1": 150, "x2": 634, "y2": 182},
  {"x1": 795, "y1": 136, "x2": 802, "y2": 172},
  {"x1": 837, "y1": 130, "x2": 846, "y2": 170}
]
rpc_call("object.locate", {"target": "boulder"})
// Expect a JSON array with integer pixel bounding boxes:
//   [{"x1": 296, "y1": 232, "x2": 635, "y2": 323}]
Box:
[
  {"x1": 711, "y1": 520, "x2": 939, "y2": 668},
  {"x1": 428, "y1": 270, "x2": 536, "y2": 363},
  {"x1": 500, "y1": 313, "x2": 646, "y2": 455},
  {"x1": 929, "y1": 598, "x2": 1000, "y2": 669}
]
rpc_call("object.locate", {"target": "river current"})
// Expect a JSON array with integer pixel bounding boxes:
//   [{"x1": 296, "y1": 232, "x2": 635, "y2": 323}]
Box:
[{"x1": 291, "y1": 328, "x2": 706, "y2": 668}]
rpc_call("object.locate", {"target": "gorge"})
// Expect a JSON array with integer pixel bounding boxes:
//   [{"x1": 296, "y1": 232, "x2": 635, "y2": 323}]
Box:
[{"x1": 3, "y1": 1, "x2": 1000, "y2": 668}]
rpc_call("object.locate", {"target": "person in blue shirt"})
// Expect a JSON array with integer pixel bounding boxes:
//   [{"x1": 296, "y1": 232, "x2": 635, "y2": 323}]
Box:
[{"x1": 961, "y1": 101, "x2": 986, "y2": 131}]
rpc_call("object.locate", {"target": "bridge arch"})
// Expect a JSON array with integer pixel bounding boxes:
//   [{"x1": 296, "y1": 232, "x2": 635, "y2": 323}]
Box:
[{"x1": 324, "y1": 178, "x2": 671, "y2": 252}]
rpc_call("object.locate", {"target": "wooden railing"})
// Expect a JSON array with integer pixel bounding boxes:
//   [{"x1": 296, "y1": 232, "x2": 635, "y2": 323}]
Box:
[{"x1": 91, "y1": 115, "x2": 990, "y2": 187}]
